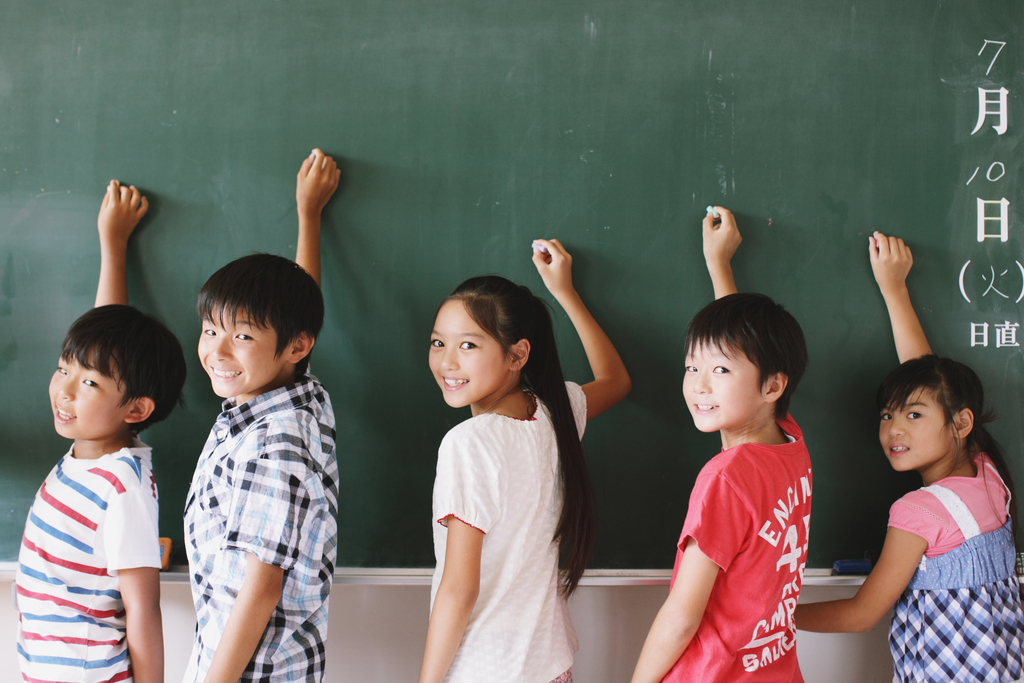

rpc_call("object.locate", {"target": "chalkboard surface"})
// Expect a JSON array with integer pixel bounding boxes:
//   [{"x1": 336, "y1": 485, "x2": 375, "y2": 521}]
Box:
[{"x1": 1, "y1": 0, "x2": 1021, "y2": 569}]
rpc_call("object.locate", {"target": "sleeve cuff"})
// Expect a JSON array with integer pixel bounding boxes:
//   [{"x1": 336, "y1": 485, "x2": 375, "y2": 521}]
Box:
[{"x1": 437, "y1": 514, "x2": 487, "y2": 534}]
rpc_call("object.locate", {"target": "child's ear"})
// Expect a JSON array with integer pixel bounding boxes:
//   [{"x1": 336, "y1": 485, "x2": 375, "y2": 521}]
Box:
[
  {"x1": 952, "y1": 408, "x2": 975, "y2": 440},
  {"x1": 761, "y1": 373, "x2": 789, "y2": 404},
  {"x1": 508, "y1": 339, "x2": 531, "y2": 371},
  {"x1": 284, "y1": 333, "x2": 315, "y2": 364},
  {"x1": 123, "y1": 397, "x2": 156, "y2": 425}
]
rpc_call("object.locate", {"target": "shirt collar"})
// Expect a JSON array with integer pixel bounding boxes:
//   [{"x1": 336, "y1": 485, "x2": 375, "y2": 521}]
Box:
[
  {"x1": 217, "y1": 373, "x2": 319, "y2": 438},
  {"x1": 62, "y1": 437, "x2": 152, "y2": 464}
]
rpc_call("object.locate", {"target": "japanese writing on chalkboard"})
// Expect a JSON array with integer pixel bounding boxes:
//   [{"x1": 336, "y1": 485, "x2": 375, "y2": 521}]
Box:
[
  {"x1": 970, "y1": 321, "x2": 1020, "y2": 348},
  {"x1": 963, "y1": 39, "x2": 1018, "y2": 348}
]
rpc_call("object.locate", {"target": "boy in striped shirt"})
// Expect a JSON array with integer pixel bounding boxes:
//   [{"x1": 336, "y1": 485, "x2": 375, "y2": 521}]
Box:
[{"x1": 16, "y1": 181, "x2": 187, "y2": 683}]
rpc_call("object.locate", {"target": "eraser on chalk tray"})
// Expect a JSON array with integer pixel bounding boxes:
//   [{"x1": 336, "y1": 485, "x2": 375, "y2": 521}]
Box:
[
  {"x1": 832, "y1": 558, "x2": 872, "y2": 575},
  {"x1": 159, "y1": 537, "x2": 172, "y2": 571},
  {"x1": 706, "y1": 205, "x2": 720, "y2": 218}
]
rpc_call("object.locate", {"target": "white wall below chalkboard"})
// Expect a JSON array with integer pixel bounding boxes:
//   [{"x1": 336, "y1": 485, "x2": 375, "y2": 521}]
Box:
[{"x1": 1, "y1": 579, "x2": 892, "y2": 682}]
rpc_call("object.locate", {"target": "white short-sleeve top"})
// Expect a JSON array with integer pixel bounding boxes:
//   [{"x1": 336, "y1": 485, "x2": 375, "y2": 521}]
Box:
[{"x1": 431, "y1": 382, "x2": 587, "y2": 683}]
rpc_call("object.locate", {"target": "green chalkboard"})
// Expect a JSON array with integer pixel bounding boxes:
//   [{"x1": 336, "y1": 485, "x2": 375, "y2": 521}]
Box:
[{"x1": 1, "y1": 0, "x2": 1021, "y2": 569}]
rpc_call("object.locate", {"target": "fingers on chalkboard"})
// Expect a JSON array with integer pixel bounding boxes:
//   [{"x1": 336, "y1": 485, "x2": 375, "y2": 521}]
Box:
[
  {"x1": 297, "y1": 148, "x2": 342, "y2": 214},
  {"x1": 870, "y1": 231, "x2": 911, "y2": 261},
  {"x1": 533, "y1": 238, "x2": 574, "y2": 271},
  {"x1": 868, "y1": 231, "x2": 915, "y2": 295},
  {"x1": 703, "y1": 206, "x2": 735, "y2": 233},
  {"x1": 304, "y1": 148, "x2": 341, "y2": 186},
  {"x1": 531, "y1": 238, "x2": 575, "y2": 298},
  {"x1": 702, "y1": 207, "x2": 742, "y2": 267},
  {"x1": 98, "y1": 179, "x2": 149, "y2": 245}
]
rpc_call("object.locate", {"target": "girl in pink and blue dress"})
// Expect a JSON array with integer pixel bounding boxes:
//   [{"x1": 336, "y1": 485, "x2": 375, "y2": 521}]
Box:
[
  {"x1": 416, "y1": 239, "x2": 631, "y2": 683},
  {"x1": 795, "y1": 232, "x2": 1024, "y2": 683}
]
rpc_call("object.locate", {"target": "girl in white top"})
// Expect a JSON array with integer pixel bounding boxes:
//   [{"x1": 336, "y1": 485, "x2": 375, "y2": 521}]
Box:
[{"x1": 418, "y1": 239, "x2": 631, "y2": 683}]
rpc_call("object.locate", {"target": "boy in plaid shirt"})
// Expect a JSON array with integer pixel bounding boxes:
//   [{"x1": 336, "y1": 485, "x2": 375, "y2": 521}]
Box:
[{"x1": 183, "y1": 149, "x2": 341, "y2": 683}]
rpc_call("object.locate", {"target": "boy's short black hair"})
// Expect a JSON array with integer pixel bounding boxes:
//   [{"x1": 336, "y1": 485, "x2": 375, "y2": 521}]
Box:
[
  {"x1": 684, "y1": 293, "x2": 808, "y2": 419},
  {"x1": 196, "y1": 254, "x2": 324, "y2": 376},
  {"x1": 61, "y1": 305, "x2": 187, "y2": 431}
]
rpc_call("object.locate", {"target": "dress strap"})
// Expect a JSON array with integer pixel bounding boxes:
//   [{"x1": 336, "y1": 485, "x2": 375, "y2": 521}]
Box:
[
  {"x1": 920, "y1": 484, "x2": 982, "y2": 540},
  {"x1": 983, "y1": 461, "x2": 1012, "y2": 517}
]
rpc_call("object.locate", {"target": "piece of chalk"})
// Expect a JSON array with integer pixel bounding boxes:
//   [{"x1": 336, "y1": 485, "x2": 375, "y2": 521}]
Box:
[
  {"x1": 532, "y1": 242, "x2": 549, "y2": 254},
  {"x1": 706, "y1": 205, "x2": 720, "y2": 218}
]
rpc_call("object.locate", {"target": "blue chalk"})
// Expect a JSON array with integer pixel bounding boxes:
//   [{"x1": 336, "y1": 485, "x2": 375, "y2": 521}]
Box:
[{"x1": 706, "y1": 205, "x2": 720, "y2": 218}]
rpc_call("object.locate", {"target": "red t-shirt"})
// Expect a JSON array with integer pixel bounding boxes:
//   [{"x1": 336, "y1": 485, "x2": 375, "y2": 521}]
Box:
[{"x1": 663, "y1": 414, "x2": 812, "y2": 683}]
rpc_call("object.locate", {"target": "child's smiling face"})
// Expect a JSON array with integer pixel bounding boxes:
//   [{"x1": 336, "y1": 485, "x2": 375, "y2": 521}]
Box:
[
  {"x1": 49, "y1": 356, "x2": 143, "y2": 459},
  {"x1": 198, "y1": 316, "x2": 304, "y2": 405},
  {"x1": 429, "y1": 300, "x2": 525, "y2": 417},
  {"x1": 879, "y1": 388, "x2": 966, "y2": 483},
  {"x1": 683, "y1": 343, "x2": 784, "y2": 448}
]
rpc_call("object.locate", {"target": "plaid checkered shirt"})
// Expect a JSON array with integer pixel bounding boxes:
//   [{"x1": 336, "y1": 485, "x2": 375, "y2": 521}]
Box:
[{"x1": 183, "y1": 374, "x2": 338, "y2": 683}]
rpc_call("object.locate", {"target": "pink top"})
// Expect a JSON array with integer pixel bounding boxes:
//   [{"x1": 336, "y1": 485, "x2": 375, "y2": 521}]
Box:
[{"x1": 888, "y1": 455, "x2": 1009, "y2": 558}]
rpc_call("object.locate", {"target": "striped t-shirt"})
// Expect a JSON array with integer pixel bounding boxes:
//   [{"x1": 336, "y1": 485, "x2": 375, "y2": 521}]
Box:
[{"x1": 16, "y1": 440, "x2": 161, "y2": 683}]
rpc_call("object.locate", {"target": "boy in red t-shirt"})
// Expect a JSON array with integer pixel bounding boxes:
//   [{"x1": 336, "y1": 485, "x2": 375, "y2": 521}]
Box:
[{"x1": 631, "y1": 207, "x2": 812, "y2": 683}]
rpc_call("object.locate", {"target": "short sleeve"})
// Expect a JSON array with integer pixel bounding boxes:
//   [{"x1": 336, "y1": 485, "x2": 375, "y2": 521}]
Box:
[
  {"x1": 223, "y1": 417, "x2": 318, "y2": 570},
  {"x1": 104, "y1": 483, "x2": 161, "y2": 573},
  {"x1": 433, "y1": 424, "x2": 503, "y2": 534},
  {"x1": 565, "y1": 381, "x2": 587, "y2": 440},
  {"x1": 679, "y1": 468, "x2": 753, "y2": 572},
  {"x1": 888, "y1": 492, "x2": 947, "y2": 550}
]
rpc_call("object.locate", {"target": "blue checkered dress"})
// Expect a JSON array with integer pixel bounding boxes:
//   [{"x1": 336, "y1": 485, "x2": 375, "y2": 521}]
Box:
[
  {"x1": 889, "y1": 477, "x2": 1024, "y2": 683},
  {"x1": 183, "y1": 374, "x2": 338, "y2": 683}
]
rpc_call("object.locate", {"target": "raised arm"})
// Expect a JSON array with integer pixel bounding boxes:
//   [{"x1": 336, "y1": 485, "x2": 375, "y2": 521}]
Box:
[
  {"x1": 96, "y1": 180, "x2": 148, "y2": 307},
  {"x1": 531, "y1": 238, "x2": 631, "y2": 420},
  {"x1": 295, "y1": 148, "x2": 341, "y2": 287},
  {"x1": 869, "y1": 232, "x2": 932, "y2": 362},
  {"x1": 703, "y1": 207, "x2": 741, "y2": 299}
]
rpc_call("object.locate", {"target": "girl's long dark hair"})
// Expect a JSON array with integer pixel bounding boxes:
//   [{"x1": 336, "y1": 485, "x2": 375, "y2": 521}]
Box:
[
  {"x1": 877, "y1": 355, "x2": 1020, "y2": 564},
  {"x1": 442, "y1": 276, "x2": 593, "y2": 596}
]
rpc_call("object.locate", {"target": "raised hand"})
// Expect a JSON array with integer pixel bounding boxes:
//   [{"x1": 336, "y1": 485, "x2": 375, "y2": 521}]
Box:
[
  {"x1": 531, "y1": 238, "x2": 576, "y2": 301},
  {"x1": 869, "y1": 231, "x2": 914, "y2": 298},
  {"x1": 702, "y1": 206, "x2": 740, "y2": 299},
  {"x1": 98, "y1": 180, "x2": 148, "y2": 249},
  {"x1": 296, "y1": 148, "x2": 340, "y2": 221}
]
